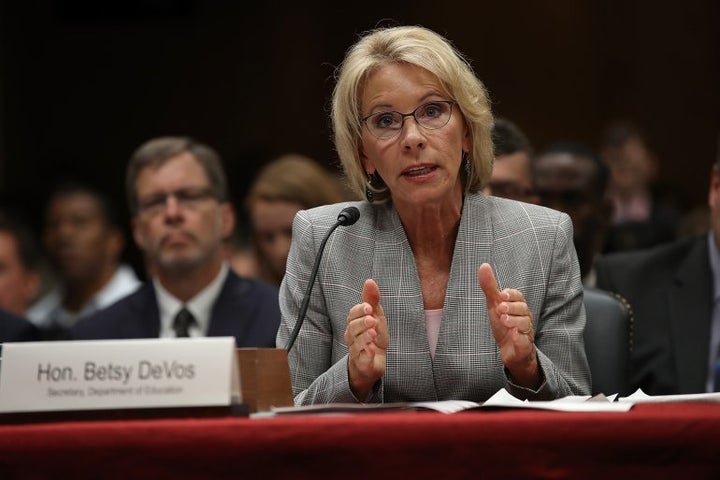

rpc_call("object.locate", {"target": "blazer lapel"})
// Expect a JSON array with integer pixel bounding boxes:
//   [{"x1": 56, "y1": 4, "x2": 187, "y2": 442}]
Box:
[
  {"x1": 130, "y1": 283, "x2": 162, "y2": 337},
  {"x1": 375, "y1": 205, "x2": 437, "y2": 399},
  {"x1": 436, "y1": 196, "x2": 495, "y2": 397},
  {"x1": 206, "y1": 272, "x2": 235, "y2": 337},
  {"x1": 671, "y1": 236, "x2": 712, "y2": 392},
  {"x1": 439, "y1": 196, "x2": 493, "y2": 349}
]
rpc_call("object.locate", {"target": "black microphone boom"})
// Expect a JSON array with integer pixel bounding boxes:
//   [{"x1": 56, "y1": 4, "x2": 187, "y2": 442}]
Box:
[{"x1": 285, "y1": 206, "x2": 360, "y2": 351}]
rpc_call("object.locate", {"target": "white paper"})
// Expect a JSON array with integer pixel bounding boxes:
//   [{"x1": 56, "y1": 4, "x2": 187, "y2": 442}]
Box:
[
  {"x1": 480, "y1": 388, "x2": 632, "y2": 412},
  {"x1": 618, "y1": 388, "x2": 720, "y2": 404},
  {"x1": 271, "y1": 388, "x2": 633, "y2": 415}
]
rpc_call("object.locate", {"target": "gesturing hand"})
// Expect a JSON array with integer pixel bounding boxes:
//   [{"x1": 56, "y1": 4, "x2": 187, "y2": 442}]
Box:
[
  {"x1": 478, "y1": 263, "x2": 540, "y2": 388},
  {"x1": 344, "y1": 279, "x2": 388, "y2": 400}
]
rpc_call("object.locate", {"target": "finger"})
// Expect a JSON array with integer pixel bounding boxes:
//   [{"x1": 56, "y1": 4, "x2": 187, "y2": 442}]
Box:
[
  {"x1": 503, "y1": 299, "x2": 532, "y2": 317},
  {"x1": 361, "y1": 278, "x2": 389, "y2": 349},
  {"x1": 362, "y1": 279, "x2": 386, "y2": 321},
  {"x1": 346, "y1": 303, "x2": 370, "y2": 325},
  {"x1": 502, "y1": 314, "x2": 533, "y2": 332},
  {"x1": 345, "y1": 317, "x2": 369, "y2": 340},
  {"x1": 362, "y1": 279, "x2": 381, "y2": 312},
  {"x1": 503, "y1": 288, "x2": 527, "y2": 303},
  {"x1": 478, "y1": 263, "x2": 506, "y2": 307}
]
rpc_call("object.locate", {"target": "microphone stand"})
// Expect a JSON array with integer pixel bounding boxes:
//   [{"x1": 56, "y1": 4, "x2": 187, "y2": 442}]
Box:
[
  {"x1": 235, "y1": 207, "x2": 358, "y2": 413},
  {"x1": 285, "y1": 207, "x2": 359, "y2": 351}
]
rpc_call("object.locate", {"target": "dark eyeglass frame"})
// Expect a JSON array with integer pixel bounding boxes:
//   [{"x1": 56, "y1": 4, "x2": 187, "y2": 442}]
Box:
[
  {"x1": 137, "y1": 186, "x2": 220, "y2": 215},
  {"x1": 360, "y1": 100, "x2": 457, "y2": 140}
]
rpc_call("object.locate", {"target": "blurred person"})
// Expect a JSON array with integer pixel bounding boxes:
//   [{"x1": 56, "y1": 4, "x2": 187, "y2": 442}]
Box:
[
  {"x1": 534, "y1": 142, "x2": 613, "y2": 286},
  {"x1": 224, "y1": 221, "x2": 260, "y2": 279},
  {"x1": 483, "y1": 117, "x2": 538, "y2": 204},
  {"x1": 0, "y1": 307, "x2": 41, "y2": 344},
  {"x1": 277, "y1": 25, "x2": 590, "y2": 406},
  {"x1": 27, "y1": 181, "x2": 141, "y2": 339},
  {"x1": 677, "y1": 205, "x2": 710, "y2": 239},
  {"x1": 0, "y1": 210, "x2": 41, "y2": 317},
  {"x1": 595, "y1": 141, "x2": 720, "y2": 395},
  {"x1": 600, "y1": 120, "x2": 682, "y2": 252},
  {"x1": 243, "y1": 153, "x2": 349, "y2": 286},
  {"x1": 70, "y1": 136, "x2": 280, "y2": 346}
]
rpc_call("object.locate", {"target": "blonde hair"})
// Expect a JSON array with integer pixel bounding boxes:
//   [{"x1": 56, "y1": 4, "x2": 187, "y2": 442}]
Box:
[
  {"x1": 243, "y1": 154, "x2": 350, "y2": 285},
  {"x1": 331, "y1": 25, "x2": 494, "y2": 203},
  {"x1": 244, "y1": 153, "x2": 348, "y2": 210}
]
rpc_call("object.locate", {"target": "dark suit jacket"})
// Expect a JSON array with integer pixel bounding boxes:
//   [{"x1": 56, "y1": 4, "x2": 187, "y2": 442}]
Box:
[
  {"x1": 0, "y1": 308, "x2": 41, "y2": 344},
  {"x1": 69, "y1": 269, "x2": 281, "y2": 347},
  {"x1": 595, "y1": 234, "x2": 712, "y2": 395}
]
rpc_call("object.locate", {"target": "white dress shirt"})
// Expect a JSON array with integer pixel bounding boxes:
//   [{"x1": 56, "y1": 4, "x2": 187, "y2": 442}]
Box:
[
  {"x1": 27, "y1": 264, "x2": 141, "y2": 329},
  {"x1": 155, "y1": 263, "x2": 230, "y2": 338}
]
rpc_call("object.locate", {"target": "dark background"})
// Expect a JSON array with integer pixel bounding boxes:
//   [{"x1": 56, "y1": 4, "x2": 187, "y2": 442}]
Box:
[{"x1": 1, "y1": 0, "x2": 718, "y2": 273}]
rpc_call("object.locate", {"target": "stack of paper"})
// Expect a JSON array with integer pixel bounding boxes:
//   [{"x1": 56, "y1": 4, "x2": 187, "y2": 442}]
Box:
[
  {"x1": 269, "y1": 388, "x2": 633, "y2": 415},
  {"x1": 618, "y1": 389, "x2": 720, "y2": 404}
]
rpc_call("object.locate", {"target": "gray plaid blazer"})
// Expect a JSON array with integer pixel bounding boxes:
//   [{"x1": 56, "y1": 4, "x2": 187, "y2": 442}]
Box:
[{"x1": 277, "y1": 193, "x2": 591, "y2": 405}]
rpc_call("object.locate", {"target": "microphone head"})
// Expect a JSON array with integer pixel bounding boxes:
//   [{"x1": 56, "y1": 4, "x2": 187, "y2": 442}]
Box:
[{"x1": 337, "y1": 206, "x2": 360, "y2": 226}]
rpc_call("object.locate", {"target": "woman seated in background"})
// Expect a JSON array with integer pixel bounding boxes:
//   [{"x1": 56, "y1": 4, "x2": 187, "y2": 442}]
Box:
[{"x1": 237, "y1": 154, "x2": 351, "y2": 286}]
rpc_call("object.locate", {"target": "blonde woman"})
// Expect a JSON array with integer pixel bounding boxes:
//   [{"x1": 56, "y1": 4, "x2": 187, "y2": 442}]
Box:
[{"x1": 277, "y1": 25, "x2": 590, "y2": 405}]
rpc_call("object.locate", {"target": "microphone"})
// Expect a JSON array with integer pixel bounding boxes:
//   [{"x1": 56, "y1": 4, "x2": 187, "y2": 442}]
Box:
[
  {"x1": 285, "y1": 206, "x2": 360, "y2": 351},
  {"x1": 337, "y1": 205, "x2": 360, "y2": 226}
]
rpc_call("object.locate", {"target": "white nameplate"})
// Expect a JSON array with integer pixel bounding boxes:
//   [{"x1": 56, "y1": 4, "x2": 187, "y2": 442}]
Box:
[{"x1": 0, "y1": 337, "x2": 240, "y2": 413}]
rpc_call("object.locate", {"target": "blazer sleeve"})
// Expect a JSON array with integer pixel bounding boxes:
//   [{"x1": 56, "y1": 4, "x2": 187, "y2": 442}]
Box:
[{"x1": 516, "y1": 212, "x2": 591, "y2": 399}]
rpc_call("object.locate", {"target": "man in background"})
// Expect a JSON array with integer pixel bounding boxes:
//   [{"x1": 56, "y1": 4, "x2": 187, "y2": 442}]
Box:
[
  {"x1": 27, "y1": 181, "x2": 141, "y2": 339},
  {"x1": 600, "y1": 120, "x2": 682, "y2": 252},
  {"x1": 0, "y1": 210, "x2": 41, "y2": 317},
  {"x1": 71, "y1": 136, "x2": 280, "y2": 345},
  {"x1": 484, "y1": 117, "x2": 539, "y2": 204},
  {"x1": 595, "y1": 138, "x2": 719, "y2": 394},
  {"x1": 534, "y1": 142, "x2": 613, "y2": 286},
  {"x1": 0, "y1": 210, "x2": 42, "y2": 343}
]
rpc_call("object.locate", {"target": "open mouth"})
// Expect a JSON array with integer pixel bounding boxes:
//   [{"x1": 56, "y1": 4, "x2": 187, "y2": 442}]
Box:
[{"x1": 402, "y1": 165, "x2": 437, "y2": 177}]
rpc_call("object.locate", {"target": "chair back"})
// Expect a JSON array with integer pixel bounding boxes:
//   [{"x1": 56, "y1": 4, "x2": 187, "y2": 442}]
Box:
[{"x1": 583, "y1": 287, "x2": 633, "y2": 396}]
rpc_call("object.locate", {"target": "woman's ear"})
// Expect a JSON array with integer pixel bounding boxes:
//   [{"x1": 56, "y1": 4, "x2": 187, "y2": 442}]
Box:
[
  {"x1": 462, "y1": 129, "x2": 472, "y2": 155},
  {"x1": 360, "y1": 148, "x2": 375, "y2": 175}
]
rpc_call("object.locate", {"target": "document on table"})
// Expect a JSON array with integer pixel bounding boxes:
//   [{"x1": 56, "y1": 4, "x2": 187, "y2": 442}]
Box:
[
  {"x1": 618, "y1": 389, "x2": 720, "y2": 404},
  {"x1": 269, "y1": 388, "x2": 633, "y2": 415},
  {"x1": 478, "y1": 388, "x2": 631, "y2": 412}
]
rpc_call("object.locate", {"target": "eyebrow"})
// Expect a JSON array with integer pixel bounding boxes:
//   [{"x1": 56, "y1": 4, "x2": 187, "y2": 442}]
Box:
[{"x1": 363, "y1": 92, "x2": 447, "y2": 114}]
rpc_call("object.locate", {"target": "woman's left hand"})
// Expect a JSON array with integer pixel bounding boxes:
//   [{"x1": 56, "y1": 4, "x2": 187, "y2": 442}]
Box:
[{"x1": 478, "y1": 262, "x2": 541, "y2": 389}]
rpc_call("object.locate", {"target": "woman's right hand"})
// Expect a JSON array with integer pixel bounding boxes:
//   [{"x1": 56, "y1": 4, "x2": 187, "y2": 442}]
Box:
[{"x1": 344, "y1": 279, "x2": 388, "y2": 401}]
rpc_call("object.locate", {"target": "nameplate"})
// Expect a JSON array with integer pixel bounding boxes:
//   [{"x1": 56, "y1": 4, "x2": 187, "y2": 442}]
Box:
[{"x1": 0, "y1": 337, "x2": 240, "y2": 413}]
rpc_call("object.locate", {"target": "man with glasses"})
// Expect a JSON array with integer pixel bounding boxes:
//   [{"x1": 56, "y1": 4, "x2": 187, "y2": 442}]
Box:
[
  {"x1": 483, "y1": 118, "x2": 539, "y2": 204},
  {"x1": 70, "y1": 137, "x2": 281, "y2": 346}
]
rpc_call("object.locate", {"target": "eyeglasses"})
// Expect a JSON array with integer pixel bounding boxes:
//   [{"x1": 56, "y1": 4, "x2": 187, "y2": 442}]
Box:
[
  {"x1": 361, "y1": 100, "x2": 456, "y2": 140},
  {"x1": 137, "y1": 187, "x2": 219, "y2": 216}
]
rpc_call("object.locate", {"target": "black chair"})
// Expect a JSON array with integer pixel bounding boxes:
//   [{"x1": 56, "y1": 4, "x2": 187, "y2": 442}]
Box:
[{"x1": 582, "y1": 287, "x2": 633, "y2": 396}]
